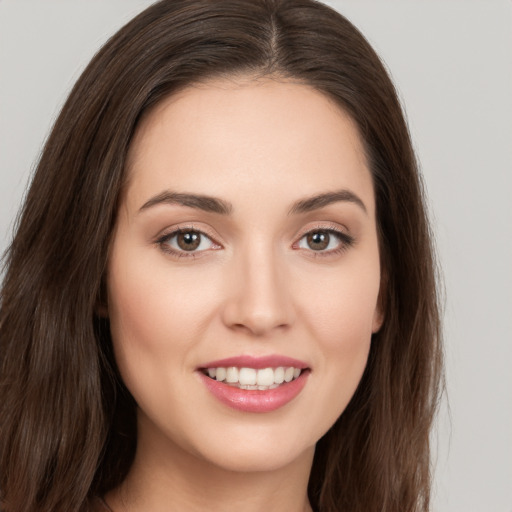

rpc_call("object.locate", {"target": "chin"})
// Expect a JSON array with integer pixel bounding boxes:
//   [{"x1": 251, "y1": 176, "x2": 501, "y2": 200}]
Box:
[
  {"x1": 180, "y1": 420, "x2": 318, "y2": 474},
  {"x1": 200, "y1": 440, "x2": 314, "y2": 474}
]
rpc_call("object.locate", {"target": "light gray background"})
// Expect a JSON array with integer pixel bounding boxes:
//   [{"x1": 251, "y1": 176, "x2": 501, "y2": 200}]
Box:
[{"x1": 1, "y1": 1, "x2": 511, "y2": 511}]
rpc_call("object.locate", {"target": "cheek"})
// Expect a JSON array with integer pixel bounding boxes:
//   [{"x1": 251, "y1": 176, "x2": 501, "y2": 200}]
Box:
[
  {"x1": 107, "y1": 256, "x2": 169, "y2": 406},
  {"x1": 311, "y1": 278, "x2": 375, "y2": 383},
  {"x1": 108, "y1": 264, "x2": 174, "y2": 357},
  {"x1": 105, "y1": 248, "x2": 222, "y2": 434},
  {"x1": 106, "y1": 248, "x2": 180, "y2": 388},
  {"x1": 295, "y1": 257, "x2": 380, "y2": 425},
  {"x1": 106, "y1": 244, "x2": 227, "y2": 398},
  {"x1": 108, "y1": 252, "x2": 211, "y2": 348},
  {"x1": 300, "y1": 256, "x2": 381, "y2": 349}
]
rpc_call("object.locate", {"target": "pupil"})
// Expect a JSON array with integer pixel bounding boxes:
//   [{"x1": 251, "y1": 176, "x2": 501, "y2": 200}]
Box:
[
  {"x1": 177, "y1": 231, "x2": 200, "y2": 251},
  {"x1": 307, "y1": 231, "x2": 329, "y2": 251}
]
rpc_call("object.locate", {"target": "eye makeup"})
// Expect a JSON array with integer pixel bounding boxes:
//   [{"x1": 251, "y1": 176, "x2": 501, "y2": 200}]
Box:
[
  {"x1": 154, "y1": 221, "x2": 355, "y2": 260},
  {"x1": 295, "y1": 227, "x2": 355, "y2": 256},
  {"x1": 292, "y1": 222, "x2": 355, "y2": 259},
  {"x1": 154, "y1": 224, "x2": 222, "y2": 259}
]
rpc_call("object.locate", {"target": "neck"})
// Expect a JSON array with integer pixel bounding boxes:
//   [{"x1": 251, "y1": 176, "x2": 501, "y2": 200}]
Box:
[{"x1": 105, "y1": 415, "x2": 315, "y2": 512}]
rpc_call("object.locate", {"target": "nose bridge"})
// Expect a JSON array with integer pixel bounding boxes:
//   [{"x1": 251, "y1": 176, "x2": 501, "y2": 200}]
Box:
[{"x1": 222, "y1": 236, "x2": 293, "y2": 336}]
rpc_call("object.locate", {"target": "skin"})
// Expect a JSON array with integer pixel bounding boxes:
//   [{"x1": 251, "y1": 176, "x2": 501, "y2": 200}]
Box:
[{"x1": 105, "y1": 76, "x2": 383, "y2": 512}]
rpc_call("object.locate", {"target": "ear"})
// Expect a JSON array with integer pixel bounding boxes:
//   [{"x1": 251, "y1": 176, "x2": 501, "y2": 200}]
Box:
[
  {"x1": 371, "y1": 303, "x2": 384, "y2": 333},
  {"x1": 372, "y1": 268, "x2": 387, "y2": 333}
]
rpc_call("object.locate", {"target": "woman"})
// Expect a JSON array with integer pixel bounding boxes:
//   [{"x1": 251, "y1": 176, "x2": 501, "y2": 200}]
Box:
[{"x1": 0, "y1": 0, "x2": 443, "y2": 511}]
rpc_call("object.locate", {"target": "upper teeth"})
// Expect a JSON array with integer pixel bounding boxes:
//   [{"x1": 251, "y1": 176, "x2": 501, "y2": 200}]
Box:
[{"x1": 206, "y1": 366, "x2": 302, "y2": 388}]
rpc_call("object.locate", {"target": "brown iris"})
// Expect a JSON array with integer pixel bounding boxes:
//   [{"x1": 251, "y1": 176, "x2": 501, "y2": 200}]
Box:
[
  {"x1": 307, "y1": 231, "x2": 330, "y2": 251},
  {"x1": 177, "y1": 231, "x2": 201, "y2": 251}
]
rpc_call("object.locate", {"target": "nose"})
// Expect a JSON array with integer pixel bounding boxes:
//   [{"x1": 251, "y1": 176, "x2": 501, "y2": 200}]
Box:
[{"x1": 221, "y1": 244, "x2": 295, "y2": 337}]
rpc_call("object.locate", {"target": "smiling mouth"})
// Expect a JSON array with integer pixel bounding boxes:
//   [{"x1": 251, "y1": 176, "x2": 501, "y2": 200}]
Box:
[{"x1": 201, "y1": 366, "x2": 305, "y2": 391}]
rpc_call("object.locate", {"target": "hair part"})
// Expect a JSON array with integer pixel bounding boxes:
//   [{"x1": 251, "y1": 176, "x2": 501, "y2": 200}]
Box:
[{"x1": 0, "y1": 1, "x2": 443, "y2": 510}]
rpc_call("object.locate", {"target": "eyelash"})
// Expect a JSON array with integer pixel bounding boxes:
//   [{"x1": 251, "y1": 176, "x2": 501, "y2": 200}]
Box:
[
  {"x1": 155, "y1": 225, "x2": 355, "y2": 259},
  {"x1": 294, "y1": 227, "x2": 355, "y2": 258},
  {"x1": 155, "y1": 226, "x2": 220, "y2": 259}
]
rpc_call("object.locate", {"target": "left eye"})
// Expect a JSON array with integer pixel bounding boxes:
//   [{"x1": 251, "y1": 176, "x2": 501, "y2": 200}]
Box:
[
  {"x1": 161, "y1": 229, "x2": 216, "y2": 253},
  {"x1": 297, "y1": 230, "x2": 345, "y2": 252}
]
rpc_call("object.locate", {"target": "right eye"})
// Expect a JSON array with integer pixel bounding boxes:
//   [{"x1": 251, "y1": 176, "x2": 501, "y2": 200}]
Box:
[{"x1": 157, "y1": 228, "x2": 220, "y2": 257}]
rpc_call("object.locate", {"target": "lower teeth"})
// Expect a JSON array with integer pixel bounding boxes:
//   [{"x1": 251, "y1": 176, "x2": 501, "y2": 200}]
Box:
[{"x1": 224, "y1": 382, "x2": 282, "y2": 390}]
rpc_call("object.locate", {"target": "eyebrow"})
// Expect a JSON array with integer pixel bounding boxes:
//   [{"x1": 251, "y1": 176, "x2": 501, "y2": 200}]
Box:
[
  {"x1": 139, "y1": 191, "x2": 233, "y2": 215},
  {"x1": 138, "y1": 188, "x2": 367, "y2": 216},
  {"x1": 289, "y1": 189, "x2": 367, "y2": 215}
]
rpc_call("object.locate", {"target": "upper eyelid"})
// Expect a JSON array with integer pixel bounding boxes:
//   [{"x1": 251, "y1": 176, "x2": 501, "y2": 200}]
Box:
[
  {"x1": 156, "y1": 228, "x2": 221, "y2": 257},
  {"x1": 297, "y1": 228, "x2": 354, "y2": 245},
  {"x1": 155, "y1": 222, "x2": 353, "y2": 249},
  {"x1": 294, "y1": 221, "x2": 351, "y2": 239},
  {"x1": 156, "y1": 224, "x2": 221, "y2": 244}
]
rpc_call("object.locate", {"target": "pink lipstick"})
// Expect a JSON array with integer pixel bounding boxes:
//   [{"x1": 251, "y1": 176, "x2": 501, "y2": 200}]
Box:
[{"x1": 197, "y1": 355, "x2": 310, "y2": 413}]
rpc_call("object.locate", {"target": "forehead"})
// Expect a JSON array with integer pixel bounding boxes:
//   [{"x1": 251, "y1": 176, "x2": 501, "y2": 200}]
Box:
[{"x1": 124, "y1": 77, "x2": 374, "y2": 215}]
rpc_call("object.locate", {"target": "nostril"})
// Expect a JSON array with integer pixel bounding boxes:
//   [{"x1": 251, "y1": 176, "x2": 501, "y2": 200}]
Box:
[{"x1": 220, "y1": 269, "x2": 295, "y2": 335}]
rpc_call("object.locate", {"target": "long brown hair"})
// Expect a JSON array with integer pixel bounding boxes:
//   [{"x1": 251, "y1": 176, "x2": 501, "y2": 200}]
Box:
[{"x1": 0, "y1": 1, "x2": 443, "y2": 510}]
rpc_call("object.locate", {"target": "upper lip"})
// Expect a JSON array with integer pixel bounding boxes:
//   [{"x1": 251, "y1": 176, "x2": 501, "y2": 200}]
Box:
[{"x1": 198, "y1": 355, "x2": 310, "y2": 370}]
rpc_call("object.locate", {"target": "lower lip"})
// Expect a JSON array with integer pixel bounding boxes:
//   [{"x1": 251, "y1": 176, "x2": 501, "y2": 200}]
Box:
[{"x1": 198, "y1": 371, "x2": 309, "y2": 413}]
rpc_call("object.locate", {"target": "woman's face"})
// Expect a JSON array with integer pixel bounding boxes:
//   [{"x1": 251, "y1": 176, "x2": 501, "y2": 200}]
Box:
[{"x1": 107, "y1": 77, "x2": 382, "y2": 473}]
